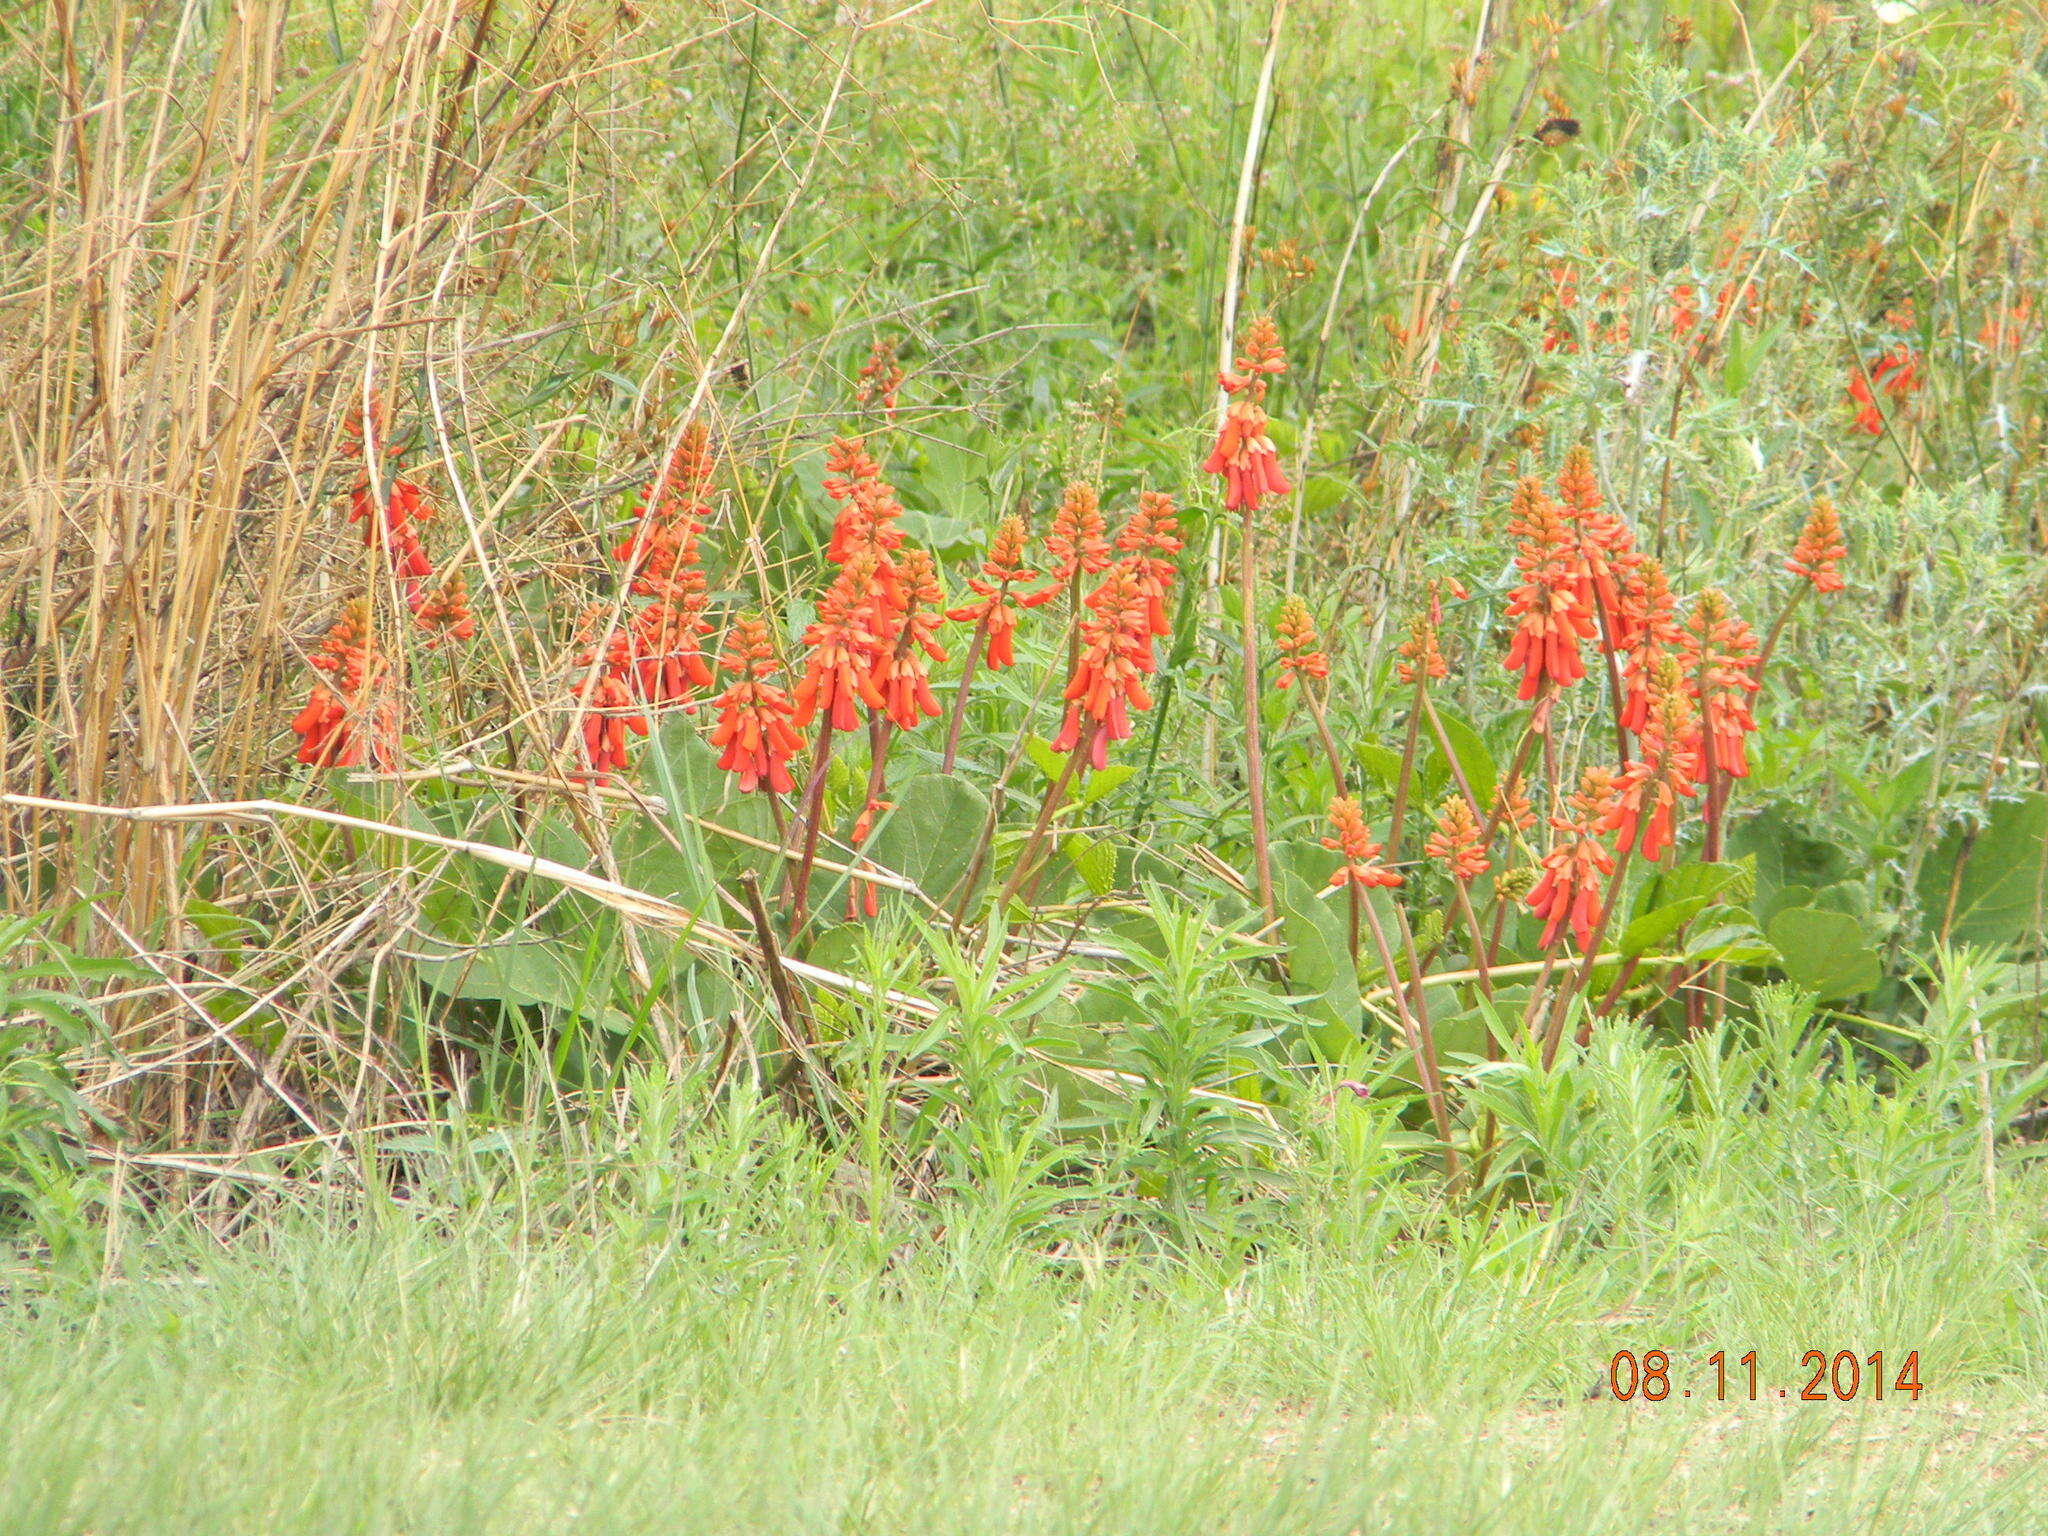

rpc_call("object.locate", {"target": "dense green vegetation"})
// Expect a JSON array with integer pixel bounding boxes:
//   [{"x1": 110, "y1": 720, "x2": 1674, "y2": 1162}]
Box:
[{"x1": 4, "y1": 1, "x2": 2047, "y2": 1528}]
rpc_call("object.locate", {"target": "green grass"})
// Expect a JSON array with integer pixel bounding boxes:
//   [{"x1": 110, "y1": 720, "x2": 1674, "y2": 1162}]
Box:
[{"x1": 5, "y1": 1064, "x2": 2046, "y2": 1536}]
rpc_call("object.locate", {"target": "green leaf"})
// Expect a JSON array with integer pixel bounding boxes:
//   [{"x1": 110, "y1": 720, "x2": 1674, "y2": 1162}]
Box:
[
  {"x1": 1274, "y1": 865, "x2": 1360, "y2": 1059},
  {"x1": 1075, "y1": 763, "x2": 1138, "y2": 807},
  {"x1": 1915, "y1": 793, "x2": 2047, "y2": 946},
  {"x1": 1022, "y1": 735, "x2": 1066, "y2": 784},
  {"x1": 1766, "y1": 907, "x2": 1882, "y2": 1001},
  {"x1": 1353, "y1": 742, "x2": 1404, "y2": 795},
  {"x1": 1062, "y1": 834, "x2": 1117, "y2": 897},
  {"x1": 1425, "y1": 708, "x2": 1497, "y2": 815},
  {"x1": 866, "y1": 772, "x2": 992, "y2": 909}
]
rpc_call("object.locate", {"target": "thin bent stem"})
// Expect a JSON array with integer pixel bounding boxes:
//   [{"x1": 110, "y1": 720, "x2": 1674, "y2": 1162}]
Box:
[
  {"x1": 1241, "y1": 504, "x2": 1277, "y2": 928},
  {"x1": 940, "y1": 608, "x2": 992, "y2": 774},
  {"x1": 1000, "y1": 724, "x2": 1094, "y2": 910},
  {"x1": 1360, "y1": 897, "x2": 1458, "y2": 1178}
]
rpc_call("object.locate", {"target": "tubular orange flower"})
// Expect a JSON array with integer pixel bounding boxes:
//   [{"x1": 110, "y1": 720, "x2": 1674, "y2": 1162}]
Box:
[
  {"x1": 947, "y1": 514, "x2": 1053, "y2": 671},
  {"x1": 1425, "y1": 796, "x2": 1490, "y2": 883},
  {"x1": 413, "y1": 570, "x2": 476, "y2": 645},
  {"x1": 1602, "y1": 658, "x2": 1699, "y2": 863},
  {"x1": 1502, "y1": 477, "x2": 1597, "y2": 700},
  {"x1": 1044, "y1": 480, "x2": 1111, "y2": 583},
  {"x1": 1784, "y1": 497, "x2": 1846, "y2": 595},
  {"x1": 1052, "y1": 562, "x2": 1155, "y2": 770},
  {"x1": 1115, "y1": 490, "x2": 1184, "y2": 641},
  {"x1": 292, "y1": 600, "x2": 398, "y2": 769},
  {"x1": 1526, "y1": 769, "x2": 1619, "y2": 951},
  {"x1": 822, "y1": 435, "x2": 906, "y2": 572},
  {"x1": 1203, "y1": 315, "x2": 1292, "y2": 511},
  {"x1": 1617, "y1": 554, "x2": 1683, "y2": 734},
  {"x1": 791, "y1": 555, "x2": 888, "y2": 733},
  {"x1": 1273, "y1": 596, "x2": 1328, "y2": 691},
  {"x1": 628, "y1": 593, "x2": 716, "y2": 707},
  {"x1": 709, "y1": 616, "x2": 801, "y2": 795},
  {"x1": 874, "y1": 547, "x2": 949, "y2": 731},
  {"x1": 580, "y1": 670, "x2": 649, "y2": 778},
  {"x1": 1555, "y1": 445, "x2": 1634, "y2": 642},
  {"x1": 1681, "y1": 588, "x2": 1761, "y2": 779},
  {"x1": 1324, "y1": 796, "x2": 1402, "y2": 890},
  {"x1": 1846, "y1": 344, "x2": 1922, "y2": 435},
  {"x1": 348, "y1": 475, "x2": 435, "y2": 607}
]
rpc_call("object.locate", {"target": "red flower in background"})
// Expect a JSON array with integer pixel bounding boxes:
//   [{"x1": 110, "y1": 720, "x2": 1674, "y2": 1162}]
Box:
[
  {"x1": 579, "y1": 670, "x2": 648, "y2": 778},
  {"x1": 1398, "y1": 577, "x2": 1466, "y2": 685},
  {"x1": 1203, "y1": 315, "x2": 1292, "y2": 512},
  {"x1": 822, "y1": 435, "x2": 906, "y2": 573},
  {"x1": 1784, "y1": 498, "x2": 1846, "y2": 595},
  {"x1": 413, "y1": 570, "x2": 475, "y2": 646},
  {"x1": 709, "y1": 616, "x2": 801, "y2": 796},
  {"x1": 1616, "y1": 554, "x2": 1683, "y2": 736},
  {"x1": 1527, "y1": 769, "x2": 1619, "y2": 951},
  {"x1": 1052, "y1": 562, "x2": 1155, "y2": 770},
  {"x1": 1555, "y1": 445, "x2": 1634, "y2": 643},
  {"x1": 1846, "y1": 344, "x2": 1922, "y2": 435},
  {"x1": 348, "y1": 475, "x2": 435, "y2": 608},
  {"x1": 1273, "y1": 597, "x2": 1328, "y2": 692},
  {"x1": 855, "y1": 336, "x2": 905, "y2": 417},
  {"x1": 1324, "y1": 796, "x2": 1402, "y2": 890}
]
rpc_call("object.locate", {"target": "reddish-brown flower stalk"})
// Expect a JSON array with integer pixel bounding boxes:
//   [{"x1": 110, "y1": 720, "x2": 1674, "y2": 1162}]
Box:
[
  {"x1": 1602, "y1": 658, "x2": 1699, "y2": 864},
  {"x1": 1204, "y1": 316, "x2": 1291, "y2": 931},
  {"x1": 942, "y1": 514, "x2": 1053, "y2": 773},
  {"x1": 1052, "y1": 562, "x2": 1155, "y2": 772},
  {"x1": 1502, "y1": 477, "x2": 1597, "y2": 701},
  {"x1": 710, "y1": 616, "x2": 801, "y2": 796},
  {"x1": 1274, "y1": 597, "x2": 1329, "y2": 692},
  {"x1": 854, "y1": 335, "x2": 905, "y2": 417},
  {"x1": 413, "y1": 571, "x2": 475, "y2": 645},
  {"x1": 1527, "y1": 768, "x2": 1619, "y2": 953},
  {"x1": 1784, "y1": 497, "x2": 1846, "y2": 595},
  {"x1": 291, "y1": 600, "x2": 398, "y2": 769},
  {"x1": 1426, "y1": 796, "x2": 1490, "y2": 884},
  {"x1": 1115, "y1": 491, "x2": 1183, "y2": 645},
  {"x1": 1846, "y1": 344, "x2": 1922, "y2": 435}
]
